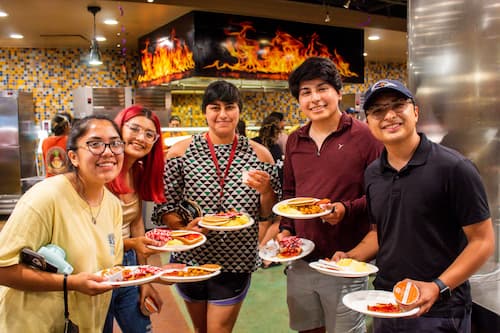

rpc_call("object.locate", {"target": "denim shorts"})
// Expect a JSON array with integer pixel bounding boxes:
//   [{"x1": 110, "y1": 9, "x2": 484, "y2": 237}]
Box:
[{"x1": 176, "y1": 271, "x2": 251, "y2": 306}]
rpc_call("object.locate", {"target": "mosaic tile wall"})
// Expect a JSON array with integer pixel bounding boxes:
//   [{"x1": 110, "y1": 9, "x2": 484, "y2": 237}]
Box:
[
  {"x1": 0, "y1": 48, "x2": 137, "y2": 123},
  {"x1": 172, "y1": 61, "x2": 407, "y2": 127},
  {"x1": 0, "y1": 47, "x2": 405, "y2": 127}
]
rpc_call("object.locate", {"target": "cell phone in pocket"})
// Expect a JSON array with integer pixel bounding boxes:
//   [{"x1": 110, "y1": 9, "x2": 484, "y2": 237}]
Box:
[{"x1": 19, "y1": 248, "x2": 58, "y2": 273}]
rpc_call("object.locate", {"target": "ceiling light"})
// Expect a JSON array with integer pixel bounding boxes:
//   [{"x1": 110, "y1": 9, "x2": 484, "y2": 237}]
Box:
[
  {"x1": 147, "y1": 0, "x2": 154, "y2": 2},
  {"x1": 0, "y1": 11, "x2": 8, "y2": 17},
  {"x1": 363, "y1": 52, "x2": 368, "y2": 57},
  {"x1": 343, "y1": 0, "x2": 351, "y2": 9},
  {"x1": 88, "y1": 6, "x2": 103, "y2": 66},
  {"x1": 96, "y1": 36, "x2": 106, "y2": 42},
  {"x1": 368, "y1": 35, "x2": 380, "y2": 41},
  {"x1": 10, "y1": 34, "x2": 24, "y2": 39},
  {"x1": 104, "y1": 19, "x2": 118, "y2": 25},
  {"x1": 324, "y1": 10, "x2": 331, "y2": 23}
]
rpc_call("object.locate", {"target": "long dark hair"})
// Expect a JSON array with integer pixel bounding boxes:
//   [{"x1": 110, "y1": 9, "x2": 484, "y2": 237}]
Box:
[{"x1": 258, "y1": 115, "x2": 281, "y2": 149}]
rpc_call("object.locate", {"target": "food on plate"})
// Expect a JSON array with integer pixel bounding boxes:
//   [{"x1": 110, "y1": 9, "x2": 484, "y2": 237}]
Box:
[
  {"x1": 201, "y1": 211, "x2": 249, "y2": 227},
  {"x1": 162, "y1": 263, "x2": 186, "y2": 270},
  {"x1": 393, "y1": 280, "x2": 420, "y2": 305},
  {"x1": 162, "y1": 266, "x2": 220, "y2": 277},
  {"x1": 367, "y1": 302, "x2": 401, "y2": 313},
  {"x1": 277, "y1": 236, "x2": 303, "y2": 258},
  {"x1": 171, "y1": 230, "x2": 204, "y2": 245},
  {"x1": 277, "y1": 198, "x2": 330, "y2": 215},
  {"x1": 100, "y1": 265, "x2": 164, "y2": 282},
  {"x1": 201, "y1": 263, "x2": 222, "y2": 270},
  {"x1": 287, "y1": 197, "x2": 317, "y2": 206},
  {"x1": 145, "y1": 228, "x2": 172, "y2": 246},
  {"x1": 336, "y1": 258, "x2": 370, "y2": 272},
  {"x1": 141, "y1": 296, "x2": 159, "y2": 315},
  {"x1": 165, "y1": 239, "x2": 184, "y2": 246}
]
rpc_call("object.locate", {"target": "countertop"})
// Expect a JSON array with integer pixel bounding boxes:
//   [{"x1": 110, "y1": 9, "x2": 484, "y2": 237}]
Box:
[{"x1": 470, "y1": 261, "x2": 500, "y2": 315}]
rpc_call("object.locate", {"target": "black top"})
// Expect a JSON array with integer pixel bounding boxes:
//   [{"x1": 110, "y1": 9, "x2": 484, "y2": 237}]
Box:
[
  {"x1": 252, "y1": 136, "x2": 283, "y2": 184},
  {"x1": 365, "y1": 133, "x2": 490, "y2": 317}
]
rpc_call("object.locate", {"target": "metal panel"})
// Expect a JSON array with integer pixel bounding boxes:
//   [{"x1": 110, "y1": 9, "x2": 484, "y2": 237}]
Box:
[
  {"x1": 135, "y1": 87, "x2": 170, "y2": 127},
  {"x1": 408, "y1": 0, "x2": 499, "y2": 314},
  {"x1": 0, "y1": 146, "x2": 21, "y2": 194},
  {"x1": 73, "y1": 87, "x2": 133, "y2": 120}
]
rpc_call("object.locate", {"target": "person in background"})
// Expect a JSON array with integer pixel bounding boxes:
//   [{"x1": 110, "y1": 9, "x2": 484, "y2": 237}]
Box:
[
  {"x1": 268, "y1": 111, "x2": 289, "y2": 154},
  {"x1": 333, "y1": 80, "x2": 495, "y2": 333},
  {"x1": 152, "y1": 80, "x2": 281, "y2": 333},
  {"x1": 169, "y1": 115, "x2": 181, "y2": 128},
  {"x1": 252, "y1": 115, "x2": 285, "y2": 268},
  {"x1": 103, "y1": 106, "x2": 166, "y2": 333},
  {"x1": 42, "y1": 112, "x2": 73, "y2": 177},
  {"x1": 0, "y1": 115, "x2": 125, "y2": 332},
  {"x1": 277, "y1": 57, "x2": 383, "y2": 333},
  {"x1": 345, "y1": 107, "x2": 360, "y2": 120},
  {"x1": 162, "y1": 115, "x2": 189, "y2": 155},
  {"x1": 237, "y1": 119, "x2": 247, "y2": 137}
]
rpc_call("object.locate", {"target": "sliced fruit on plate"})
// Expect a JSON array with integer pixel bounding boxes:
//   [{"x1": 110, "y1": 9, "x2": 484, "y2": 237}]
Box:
[
  {"x1": 277, "y1": 236, "x2": 303, "y2": 258},
  {"x1": 145, "y1": 228, "x2": 172, "y2": 245}
]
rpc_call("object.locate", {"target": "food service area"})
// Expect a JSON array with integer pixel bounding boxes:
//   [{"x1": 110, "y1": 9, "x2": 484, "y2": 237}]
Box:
[{"x1": 0, "y1": 0, "x2": 498, "y2": 332}]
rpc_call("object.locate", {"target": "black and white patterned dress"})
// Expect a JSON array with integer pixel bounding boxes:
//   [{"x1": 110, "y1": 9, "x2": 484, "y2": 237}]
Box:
[{"x1": 152, "y1": 134, "x2": 281, "y2": 273}]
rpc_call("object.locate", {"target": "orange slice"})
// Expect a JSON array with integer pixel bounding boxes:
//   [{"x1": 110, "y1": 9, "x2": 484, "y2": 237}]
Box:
[{"x1": 393, "y1": 280, "x2": 420, "y2": 305}]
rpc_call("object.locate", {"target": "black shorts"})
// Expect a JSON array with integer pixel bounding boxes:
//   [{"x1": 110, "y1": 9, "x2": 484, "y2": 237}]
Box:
[{"x1": 175, "y1": 272, "x2": 251, "y2": 305}]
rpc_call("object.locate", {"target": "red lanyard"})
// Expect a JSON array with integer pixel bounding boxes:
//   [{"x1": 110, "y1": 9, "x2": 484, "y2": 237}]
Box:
[{"x1": 205, "y1": 133, "x2": 238, "y2": 205}]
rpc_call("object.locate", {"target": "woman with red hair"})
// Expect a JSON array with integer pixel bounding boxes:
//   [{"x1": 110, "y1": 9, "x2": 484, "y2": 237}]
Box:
[{"x1": 104, "y1": 105, "x2": 166, "y2": 333}]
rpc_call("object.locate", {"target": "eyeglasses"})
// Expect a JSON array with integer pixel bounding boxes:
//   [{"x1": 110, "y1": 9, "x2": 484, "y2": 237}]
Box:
[
  {"x1": 366, "y1": 98, "x2": 413, "y2": 120},
  {"x1": 124, "y1": 123, "x2": 159, "y2": 143},
  {"x1": 80, "y1": 140, "x2": 125, "y2": 155}
]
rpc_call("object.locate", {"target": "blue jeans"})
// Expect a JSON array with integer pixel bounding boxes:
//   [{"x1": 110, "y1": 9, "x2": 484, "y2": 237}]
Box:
[{"x1": 103, "y1": 250, "x2": 152, "y2": 333}]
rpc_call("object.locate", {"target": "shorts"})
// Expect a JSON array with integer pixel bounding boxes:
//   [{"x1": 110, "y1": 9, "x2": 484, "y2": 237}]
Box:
[
  {"x1": 176, "y1": 272, "x2": 251, "y2": 306},
  {"x1": 286, "y1": 259, "x2": 367, "y2": 332}
]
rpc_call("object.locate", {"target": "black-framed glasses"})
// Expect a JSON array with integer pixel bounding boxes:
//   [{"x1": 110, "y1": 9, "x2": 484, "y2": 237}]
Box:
[
  {"x1": 366, "y1": 98, "x2": 413, "y2": 120},
  {"x1": 81, "y1": 140, "x2": 125, "y2": 155},
  {"x1": 124, "y1": 122, "x2": 159, "y2": 143}
]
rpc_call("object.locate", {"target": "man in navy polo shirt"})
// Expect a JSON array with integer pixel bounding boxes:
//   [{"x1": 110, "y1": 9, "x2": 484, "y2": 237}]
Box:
[{"x1": 334, "y1": 79, "x2": 495, "y2": 333}]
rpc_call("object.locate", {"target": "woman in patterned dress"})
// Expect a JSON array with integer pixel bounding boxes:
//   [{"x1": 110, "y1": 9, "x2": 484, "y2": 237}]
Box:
[{"x1": 152, "y1": 80, "x2": 281, "y2": 333}]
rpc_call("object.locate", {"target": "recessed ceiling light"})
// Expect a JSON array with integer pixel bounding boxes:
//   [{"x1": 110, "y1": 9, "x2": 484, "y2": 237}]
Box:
[
  {"x1": 147, "y1": 0, "x2": 154, "y2": 2},
  {"x1": 363, "y1": 52, "x2": 368, "y2": 57},
  {"x1": 96, "y1": 36, "x2": 106, "y2": 42},
  {"x1": 104, "y1": 19, "x2": 118, "y2": 25},
  {"x1": 10, "y1": 34, "x2": 24, "y2": 39},
  {"x1": 0, "y1": 11, "x2": 8, "y2": 17},
  {"x1": 368, "y1": 35, "x2": 380, "y2": 41}
]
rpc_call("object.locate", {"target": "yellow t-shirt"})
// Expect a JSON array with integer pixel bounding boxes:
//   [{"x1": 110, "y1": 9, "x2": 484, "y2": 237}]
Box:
[{"x1": 0, "y1": 175, "x2": 123, "y2": 333}]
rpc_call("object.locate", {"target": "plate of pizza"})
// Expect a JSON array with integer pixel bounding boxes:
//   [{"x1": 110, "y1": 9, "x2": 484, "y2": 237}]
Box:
[
  {"x1": 146, "y1": 228, "x2": 206, "y2": 252},
  {"x1": 159, "y1": 264, "x2": 222, "y2": 283},
  {"x1": 258, "y1": 236, "x2": 315, "y2": 263},
  {"x1": 272, "y1": 197, "x2": 332, "y2": 219},
  {"x1": 96, "y1": 265, "x2": 165, "y2": 287},
  {"x1": 309, "y1": 258, "x2": 379, "y2": 278},
  {"x1": 342, "y1": 290, "x2": 420, "y2": 318},
  {"x1": 198, "y1": 211, "x2": 254, "y2": 231}
]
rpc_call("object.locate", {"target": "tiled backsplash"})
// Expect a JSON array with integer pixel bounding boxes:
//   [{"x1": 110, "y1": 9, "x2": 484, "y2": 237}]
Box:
[{"x1": 0, "y1": 48, "x2": 405, "y2": 126}]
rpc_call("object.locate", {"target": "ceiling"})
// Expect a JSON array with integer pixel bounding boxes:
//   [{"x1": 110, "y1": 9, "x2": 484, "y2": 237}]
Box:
[{"x1": 0, "y1": 0, "x2": 408, "y2": 63}]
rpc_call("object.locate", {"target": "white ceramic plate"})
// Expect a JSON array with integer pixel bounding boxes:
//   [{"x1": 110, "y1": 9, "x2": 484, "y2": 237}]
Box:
[
  {"x1": 147, "y1": 231, "x2": 207, "y2": 252},
  {"x1": 159, "y1": 267, "x2": 221, "y2": 283},
  {"x1": 309, "y1": 260, "x2": 379, "y2": 278},
  {"x1": 258, "y1": 238, "x2": 315, "y2": 263},
  {"x1": 272, "y1": 198, "x2": 332, "y2": 219},
  {"x1": 342, "y1": 290, "x2": 420, "y2": 318},
  {"x1": 198, "y1": 214, "x2": 255, "y2": 231},
  {"x1": 96, "y1": 265, "x2": 164, "y2": 287}
]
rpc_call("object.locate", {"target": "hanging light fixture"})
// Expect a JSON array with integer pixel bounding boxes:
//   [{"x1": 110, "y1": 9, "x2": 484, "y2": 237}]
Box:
[
  {"x1": 343, "y1": 0, "x2": 352, "y2": 9},
  {"x1": 88, "y1": 5, "x2": 103, "y2": 66},
  {"x1": 323, "y1": 0, "x2": 331, "y2": 23}
]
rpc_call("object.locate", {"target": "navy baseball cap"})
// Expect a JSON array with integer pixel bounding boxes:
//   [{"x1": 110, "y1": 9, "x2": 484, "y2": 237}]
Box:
[{"x1": 363, "y1": 80, "x2": 414, "y2": 111}]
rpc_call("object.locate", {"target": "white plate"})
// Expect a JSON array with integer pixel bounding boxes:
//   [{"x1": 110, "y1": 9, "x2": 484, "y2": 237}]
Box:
[
  {"x1": 159, "y1": 267, "x2": 221, "y2": 283},
  {"x1": 258, "y1": 238, "x2": 315, "y2": 263},
  {"x1": 96, "y1": 265, "x2": 164, "y2": 287},
  {"x1": 272, "y1": 198, "x2": 332, "y2": 219},
  {"x1": 147, "y1": 231, "x2": 207, "y2": 252},
  {"x1": 198, "y1": 214, "x2": 255, "y2": 231},
  {"x1": 342, "y1": 290, "x2": 420, "y2": 318},
  {"x1": 309, "y1": 260, "x2": 379, "y2": 278}
]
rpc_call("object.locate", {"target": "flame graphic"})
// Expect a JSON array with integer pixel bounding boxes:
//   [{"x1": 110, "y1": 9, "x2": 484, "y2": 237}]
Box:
[
  {"x1": 204, "y1": 21, "x2": 359, "y2": 79},
  {"x1": 138, "y1": 29, "x2": 195, "y2": 85}
]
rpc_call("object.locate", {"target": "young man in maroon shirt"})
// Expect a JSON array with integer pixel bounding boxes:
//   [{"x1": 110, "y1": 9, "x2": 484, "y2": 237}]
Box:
[{"x1": 277, "y1": 57, "x2": 383, "y2": 333}]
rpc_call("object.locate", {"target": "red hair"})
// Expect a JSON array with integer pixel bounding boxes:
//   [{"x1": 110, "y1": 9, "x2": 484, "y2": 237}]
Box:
[{"x1": 107, "y1": 105, "x2": 166, "y2": 203}]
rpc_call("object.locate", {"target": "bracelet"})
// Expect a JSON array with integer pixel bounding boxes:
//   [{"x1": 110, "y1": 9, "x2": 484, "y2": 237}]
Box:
[{"x1": 258, "y1": 213, "x2": 275, "y2": 221}]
